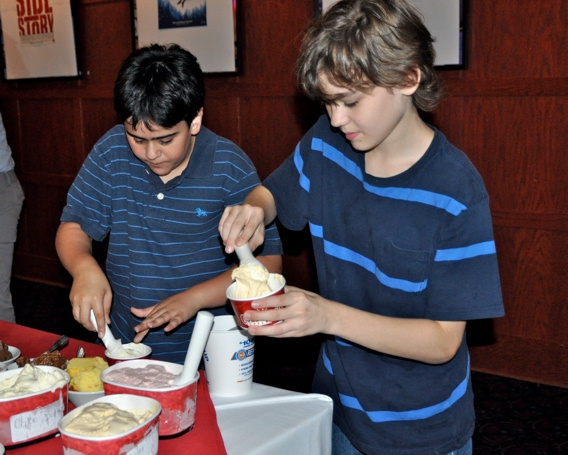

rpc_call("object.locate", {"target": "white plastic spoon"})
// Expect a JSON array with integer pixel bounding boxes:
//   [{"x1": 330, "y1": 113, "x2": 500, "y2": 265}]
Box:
[
  {"x1": 173, "y1": 311, "x2": 215, "y2": 385},
  {"x1": 89, "y1": 309, "x2": 122, "y2": 354},
  {"x1": 235, "y1": 243, "x2": 266, "y2": 268}
]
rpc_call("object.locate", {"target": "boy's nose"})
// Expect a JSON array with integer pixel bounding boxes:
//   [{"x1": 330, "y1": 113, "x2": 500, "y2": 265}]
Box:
[
  {"x1": 146, "y1": 142, "x2": 160, "y2": 160},
  {"x1": 328, "y1": 106, "x2": 347, "y2": 128}
]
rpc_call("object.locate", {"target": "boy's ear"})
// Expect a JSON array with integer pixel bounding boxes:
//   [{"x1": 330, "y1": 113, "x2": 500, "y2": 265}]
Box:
[
  {"x1": 190, "y1": 108, "x2": 204, "y2": 134},
  {"x1": 399, "y1": 67, "x2": 421, "y2": 95}
]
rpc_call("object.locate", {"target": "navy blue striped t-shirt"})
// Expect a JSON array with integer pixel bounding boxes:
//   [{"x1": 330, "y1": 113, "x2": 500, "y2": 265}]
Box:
[
  {"x1": 264, "y1": 115, "x2": 504, "y2": 454},
  {"x1": 62, "y1": 124, "x2": 282, "y2": 363}
]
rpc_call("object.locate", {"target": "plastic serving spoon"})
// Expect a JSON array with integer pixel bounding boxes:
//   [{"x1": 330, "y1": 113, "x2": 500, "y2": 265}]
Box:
[
  {"x1": 235, "y1": 244, "x2": 266, "y2": 268},
  {"x1": 173, "y1": 311, "x2": 215, "y2": 385},
  {"x1": 89, "y1": 309, "x2": 122, "y2": 353}
]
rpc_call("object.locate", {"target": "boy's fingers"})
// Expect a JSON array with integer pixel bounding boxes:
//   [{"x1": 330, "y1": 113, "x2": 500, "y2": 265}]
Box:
[
  {"x1": 133, "y1": 329, "x2": 149, "y2": 343},
  {"x1": 131, "y1": 305, "x2": 154, "y2": 317}
]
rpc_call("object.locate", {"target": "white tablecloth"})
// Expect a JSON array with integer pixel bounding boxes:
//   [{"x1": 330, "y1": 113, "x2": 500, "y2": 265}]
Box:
[{"x1": 212, "y1": 382, "x2": 333, "y2": 455}]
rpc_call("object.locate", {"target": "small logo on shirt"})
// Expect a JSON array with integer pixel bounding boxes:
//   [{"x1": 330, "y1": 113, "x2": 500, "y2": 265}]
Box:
[{"x1": 196, "y1": 208, "x2": 208, "y2": 217}]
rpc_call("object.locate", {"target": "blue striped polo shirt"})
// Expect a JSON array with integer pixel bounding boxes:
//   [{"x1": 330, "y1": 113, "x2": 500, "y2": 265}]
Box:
[
  {"x1": 264, "y1": 115, "x2": 504, "y2": 454},
  {"x1": 62, "y1": 124, "x2": 282, "y2": 363}
]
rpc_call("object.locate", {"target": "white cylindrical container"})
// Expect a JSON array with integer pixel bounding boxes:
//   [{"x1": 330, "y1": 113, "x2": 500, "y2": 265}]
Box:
[{"x1": 203, "y1": 315, "x2": 255, "y2": 397}]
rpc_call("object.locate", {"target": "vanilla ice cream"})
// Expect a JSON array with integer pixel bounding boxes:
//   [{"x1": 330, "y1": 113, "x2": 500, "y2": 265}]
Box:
[
  {"x1": 103, "y1": 364, "x2": 176, "y2": 389},
  {"x1": 231, "y1": 265, "x2": 285, "y2": 299},
  {"x1": 0, "y1": 364, "x2": 68, "y2": 398},
  {"x1": 62, "y1": 402, "x2": 155, "y2": 437},
  {"x1": 107, "y1": 342, "x2": 150, "y2": 359}
]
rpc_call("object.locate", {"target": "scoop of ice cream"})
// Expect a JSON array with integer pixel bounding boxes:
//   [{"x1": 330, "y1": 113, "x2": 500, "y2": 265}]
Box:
[
  {"x1": 103, "y1": 364, "x2": 176, "y2": 389},
  {"x1": 231, "y1": 264, "x2": 274, "y2": 298},
  {"x1": 230, "y1": 265, "x2": 285, "y2": 300},
  {"x1": 67, "y1": 356, "x2": 109, "y2": 392},
  {"x1": 0, "y1": 364, "x2": 68, "y2": 398},
  {"x1": 107, "y1": 342, "x2": 150, "y2": 359},
  {"x1": 62, "y1": 402, "x2": 154, "y2": 437}
]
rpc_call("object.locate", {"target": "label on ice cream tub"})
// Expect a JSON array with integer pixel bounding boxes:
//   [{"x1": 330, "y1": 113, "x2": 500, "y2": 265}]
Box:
[
  {"x1": 125, "y1": 423, "x2": 159, "y2": 455},
  {"x1": 9, "y1": 394, "x2": 65, "y2": 443}
]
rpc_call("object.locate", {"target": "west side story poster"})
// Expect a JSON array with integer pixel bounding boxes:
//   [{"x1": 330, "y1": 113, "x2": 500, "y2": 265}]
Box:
[{"x1": 158, "y1": 0, "x2": 206, "y2": 29}]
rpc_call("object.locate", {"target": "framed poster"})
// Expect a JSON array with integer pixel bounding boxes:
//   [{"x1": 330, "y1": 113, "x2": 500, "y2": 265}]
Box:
[
  {"x1": 0, "y1": 0, "x2": 80, "y2": 80},
  {"x1": 315, "y1": 0, "x2": 467, "y2": 69},
  {"x1": 133, "y1": 0, "x2": 239, "y2": 74}
]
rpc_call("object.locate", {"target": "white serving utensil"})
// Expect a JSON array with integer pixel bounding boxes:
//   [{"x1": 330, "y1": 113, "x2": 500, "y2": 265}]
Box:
[
  {"x1": 235, "y1": 244, "x2": 265, "y2": 268},
  {"x1": 89, "y1": 309, "x2": 122, "y2": 353},
  {"x1": 173, "y1": 311, "x2": 214, "y2": 385}
]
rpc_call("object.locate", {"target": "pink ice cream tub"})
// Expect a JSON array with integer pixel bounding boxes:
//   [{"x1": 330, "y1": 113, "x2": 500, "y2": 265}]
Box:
[
  {"x1": 0, "y1": 365, "x2": 70, "y2": 446},
  {"x1": 58, "y1": 394, "x2": 161, "y2": 455},
  {"x1": 101, "y1": 359, "x2": 198, "y2": 436}
]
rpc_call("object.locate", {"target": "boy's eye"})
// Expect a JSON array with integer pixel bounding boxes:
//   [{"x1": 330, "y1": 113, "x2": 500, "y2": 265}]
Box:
[
  {"x1": 344, "y1": 101, "x2": 357, "y2": 108},
  {"x1": 159, "y1": 139, "x2": 173, "y2": 145}
]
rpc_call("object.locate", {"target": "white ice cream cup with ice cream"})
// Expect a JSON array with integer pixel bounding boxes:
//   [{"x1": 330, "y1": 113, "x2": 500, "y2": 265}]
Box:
[{"x1": 226, "y1": 273, "x2": 286, "y2": 329}]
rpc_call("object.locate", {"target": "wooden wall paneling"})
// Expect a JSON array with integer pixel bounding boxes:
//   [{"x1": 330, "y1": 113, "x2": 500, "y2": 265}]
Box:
[
  {"x1": 81, "y1": 98, "x2": 120, "y2": 165},
  {"x1": 473, "y1": 1, "x2": 567, "y2": 79},
  {"x1": 238, "y1": 0, "x2": 312, "y2": 83},
  {"x1": 437, "y1": 97, "x2": 568, "y2": 215},
  {"x1": 78, "y1": 0, "x2": 134, "y2": 85},
  {"x1": 12, "y1": 98, "x2": 83, "y2": 284},
  {"x1": 492, "y1": 227, "x2": 568, "y2": 342},
  {"x1": 239, "y1": 96, "x2": 308, "y2": 179},
  {"x1": 200, "y1": 95, "x2": 242, "y2": 151},
  {"x1": 12, "y1": 181, "x2": 71, "y2": 285},
  {"x1": 19, "y1": 99, "x2": 83, "y2": 175}
]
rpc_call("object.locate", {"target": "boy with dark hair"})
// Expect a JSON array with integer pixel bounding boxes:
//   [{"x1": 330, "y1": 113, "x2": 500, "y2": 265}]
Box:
[
  {"x1": 219, "y1": 1, "x2": 503, "y2": 453},
  {"x1": 56, "y1": 43, "x2": 281, "y2": 364}
]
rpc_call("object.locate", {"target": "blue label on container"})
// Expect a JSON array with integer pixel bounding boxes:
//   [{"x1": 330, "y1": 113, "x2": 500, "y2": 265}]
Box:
[{"x1": 231, "y1": 347, "x2": 254, "y2": 361}]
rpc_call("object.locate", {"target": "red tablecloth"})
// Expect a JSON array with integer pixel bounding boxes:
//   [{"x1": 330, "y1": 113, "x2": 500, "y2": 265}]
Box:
[{"x1": 0, "y1": 321, "x2": 227, "y2": 454}]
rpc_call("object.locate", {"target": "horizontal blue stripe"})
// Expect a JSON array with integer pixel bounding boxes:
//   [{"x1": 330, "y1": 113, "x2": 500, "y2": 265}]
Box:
[
  {"x1": 338, "y1": 357, "x2": 470, "y2": 423},
  {"x1": 435, "y1": 241, "x2": 496, "y2": 261},
  {"x1": 312, "y1": 137, "x2": 364, "y2": 181},
  {"x1": 309, "y1": 223, "x2": 427, "y2": 293},
  {"x1": 310, "y1": 137, "x2": 466, "y2": 215}
]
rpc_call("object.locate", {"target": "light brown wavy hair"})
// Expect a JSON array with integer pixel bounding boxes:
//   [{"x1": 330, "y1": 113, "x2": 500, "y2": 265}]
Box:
[{"x1": 297, "y1": 0, "x2": 443, "y2": 112}]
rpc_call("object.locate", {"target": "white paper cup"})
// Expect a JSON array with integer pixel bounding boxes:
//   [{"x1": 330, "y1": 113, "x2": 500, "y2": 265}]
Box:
[{"x1": 203, "y1": 315, "x2": 254, "y2": 397}]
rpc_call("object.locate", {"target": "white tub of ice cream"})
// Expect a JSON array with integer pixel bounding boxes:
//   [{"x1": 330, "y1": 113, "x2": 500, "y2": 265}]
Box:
[
  {"x1": 58, "y1": 393, "x2": 161, "y2": 455},
  {"x1": 0, "y1": 364, "x2": 70, "y2": 446}
]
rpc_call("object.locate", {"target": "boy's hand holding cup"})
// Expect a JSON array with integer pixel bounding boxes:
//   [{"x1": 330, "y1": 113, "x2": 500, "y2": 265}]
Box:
[{"x1": 226, "y1": 245, "x2": 286, "y2": 329}]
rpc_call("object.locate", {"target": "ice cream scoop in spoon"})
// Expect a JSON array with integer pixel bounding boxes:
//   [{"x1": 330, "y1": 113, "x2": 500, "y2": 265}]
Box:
[
  {"x1": 173, "y1": 311, "x2": 214, "y2": 385},
  {"x1": 89, "y1": 309, "x2": 122, "y2": 353},
  {"x1": 234, "y1": 243, "x2": 271, "y2": 280}
]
